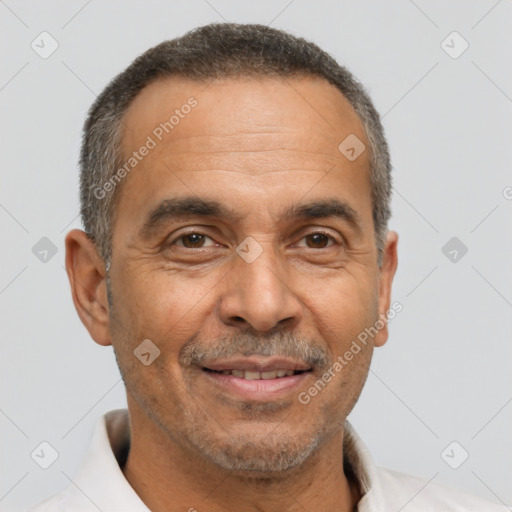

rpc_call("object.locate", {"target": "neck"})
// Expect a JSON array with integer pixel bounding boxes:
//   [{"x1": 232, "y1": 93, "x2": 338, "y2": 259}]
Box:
[{"x1": 122, "y1": 402, "x2": 361, "y2": 512}]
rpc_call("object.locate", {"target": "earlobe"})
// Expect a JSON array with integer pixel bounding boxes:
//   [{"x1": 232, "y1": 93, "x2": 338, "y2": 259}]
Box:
[
  {"x1": 374, "y1": 230, "x2": 399, "y2": 348},
  {"x1": 65, "y1": 229, "x2": 112, "y2": 347}
]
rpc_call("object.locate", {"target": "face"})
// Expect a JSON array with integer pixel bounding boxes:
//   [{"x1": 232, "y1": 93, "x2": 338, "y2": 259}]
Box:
[{"x1": 72, "y1": 75, "x2": 398, "y2": 475}]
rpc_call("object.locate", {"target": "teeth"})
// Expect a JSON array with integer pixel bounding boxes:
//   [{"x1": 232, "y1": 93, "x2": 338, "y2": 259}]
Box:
[{"x1": 217, "y1": 369, "x2": 301, "y2": 380}]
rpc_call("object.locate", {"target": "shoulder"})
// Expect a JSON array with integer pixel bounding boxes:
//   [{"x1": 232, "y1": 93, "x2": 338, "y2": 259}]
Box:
[{"x1": 375, "y1": 467, "x2": 506, "y2": 511}]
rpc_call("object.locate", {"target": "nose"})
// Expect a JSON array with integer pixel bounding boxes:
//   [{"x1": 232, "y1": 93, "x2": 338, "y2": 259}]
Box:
[{"x1": 218, "y1": 249, "x2": 303, "y2": 332}]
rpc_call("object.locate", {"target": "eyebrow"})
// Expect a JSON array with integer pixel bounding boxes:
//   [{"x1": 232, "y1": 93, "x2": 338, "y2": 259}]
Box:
[
  {"x1": 138, "y1": 196, "x2": 362, "y2": 239},
  {"x1": 283, "y1": 199, "x2": 361, "y2": 230},
  {"x1": 139, "y1": 197, "x2": 240, "y2": 239}
]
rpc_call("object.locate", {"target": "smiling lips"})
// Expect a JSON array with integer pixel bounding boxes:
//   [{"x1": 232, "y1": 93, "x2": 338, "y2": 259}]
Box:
[
  {"x1": 201, "y1": 356, "x2": 312, "y2": 397},
  {"x1": 206, "y1": 368, "x2": 304, "y2": 380}
]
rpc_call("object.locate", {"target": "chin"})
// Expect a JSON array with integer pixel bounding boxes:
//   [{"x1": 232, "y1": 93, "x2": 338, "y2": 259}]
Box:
[{"x1": 186, "y1": 425, "x2": 326, "y2": 477}]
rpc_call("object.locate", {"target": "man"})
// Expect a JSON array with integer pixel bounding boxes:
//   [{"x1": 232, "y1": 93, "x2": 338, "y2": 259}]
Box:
[{"x1": 30, "y1": 23, "x2": 503, "y2": 511}]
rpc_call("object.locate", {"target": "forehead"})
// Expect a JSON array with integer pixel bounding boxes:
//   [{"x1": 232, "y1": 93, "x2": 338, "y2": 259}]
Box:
[
  {"x1": 115, "y1": 75, "x2": 372, "y2": 232},
  {"x1": 121, "y1": 74, "x2": 368, "y2": 165}
]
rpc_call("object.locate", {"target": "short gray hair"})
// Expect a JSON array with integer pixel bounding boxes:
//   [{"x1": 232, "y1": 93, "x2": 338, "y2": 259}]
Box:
[{"x1": 80, "y1": 22, "x2": 392, "y2": 268}]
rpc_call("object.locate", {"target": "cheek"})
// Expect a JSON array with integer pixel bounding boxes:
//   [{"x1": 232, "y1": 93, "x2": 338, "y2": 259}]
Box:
[
  {"x1": 107, "y1": 270, "x2": 204, "y2": 406},
  {"x1": 301, "y1": 272, "x2": 378, "y2": 351},
  {"x1": 112, "y1": 267, "x2": 218, "y2": 352}
]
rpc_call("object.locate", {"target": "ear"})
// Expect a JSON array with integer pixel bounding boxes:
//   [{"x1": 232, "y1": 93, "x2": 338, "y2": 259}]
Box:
[
  {"x1": 65, "y1": 229, "x2": 112, "y2": 346},
  {"x1": 373, "y1": 230, "x2": 399, "y2": 348}
]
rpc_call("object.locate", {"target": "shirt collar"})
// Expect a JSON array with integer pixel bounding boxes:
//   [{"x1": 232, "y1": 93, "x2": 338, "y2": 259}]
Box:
[
  {"x1": 343, "y1": 420, "x2": 386, "y2": 512},
  {"x1": 68, "y1": 409, "x2": 383, "y2": 511},
  {"x1": 67, "y1": 409, "x2": 149, "y2": 511}
]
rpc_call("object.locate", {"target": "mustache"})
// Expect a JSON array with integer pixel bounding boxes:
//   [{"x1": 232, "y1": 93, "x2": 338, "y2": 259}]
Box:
[{"x1": 179, "y1": 330, "x2": 332, "y2": 370}]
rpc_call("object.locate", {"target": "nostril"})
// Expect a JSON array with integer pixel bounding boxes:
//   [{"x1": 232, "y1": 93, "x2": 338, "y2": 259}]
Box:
[{"x1": 232, "y1": 316, "x2": 245, "y2": 323}]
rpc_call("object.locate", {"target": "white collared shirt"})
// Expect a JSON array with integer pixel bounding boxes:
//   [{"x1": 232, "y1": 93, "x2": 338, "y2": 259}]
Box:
[{"x1": 28, "y1": 409, "x2": 505, "y2": 511}]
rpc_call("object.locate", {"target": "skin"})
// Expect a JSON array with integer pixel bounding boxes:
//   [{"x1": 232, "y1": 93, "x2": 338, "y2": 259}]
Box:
[{"x1": 66, "y1": 75, "x2": 398, "y2": 512}]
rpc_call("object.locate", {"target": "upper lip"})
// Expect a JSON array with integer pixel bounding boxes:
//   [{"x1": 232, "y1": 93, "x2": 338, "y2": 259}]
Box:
[{"x1": 202, "y1": 356, "x2": 312, "y2": 372}]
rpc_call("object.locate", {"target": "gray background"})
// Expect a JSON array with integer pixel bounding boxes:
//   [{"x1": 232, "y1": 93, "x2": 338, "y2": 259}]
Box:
[{"x1": 1, "y1": 0, "x2": 511, "y2": 510}]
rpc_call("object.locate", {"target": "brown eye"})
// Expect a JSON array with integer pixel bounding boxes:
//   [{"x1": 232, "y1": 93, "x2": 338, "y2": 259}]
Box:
[
  {"x1": 177, "y1": 233, "x2": 209, "y2": 248},
  {"x1": 304, "y1": 233, "x2": 332, "y2": 249}
]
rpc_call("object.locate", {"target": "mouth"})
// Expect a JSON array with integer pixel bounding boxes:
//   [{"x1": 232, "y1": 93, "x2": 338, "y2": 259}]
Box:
[
  {"x1": 199, "y1": 357, "x2": 313, "y2": 400},
  {"x1": 203, "y1": 368, "x2": 309, "y2": 380}
]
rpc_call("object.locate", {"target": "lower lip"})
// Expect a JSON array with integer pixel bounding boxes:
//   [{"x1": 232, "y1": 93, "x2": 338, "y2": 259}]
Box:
[{"x1": 203, "y1": 371, "x2": 310, "y2": 400}]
